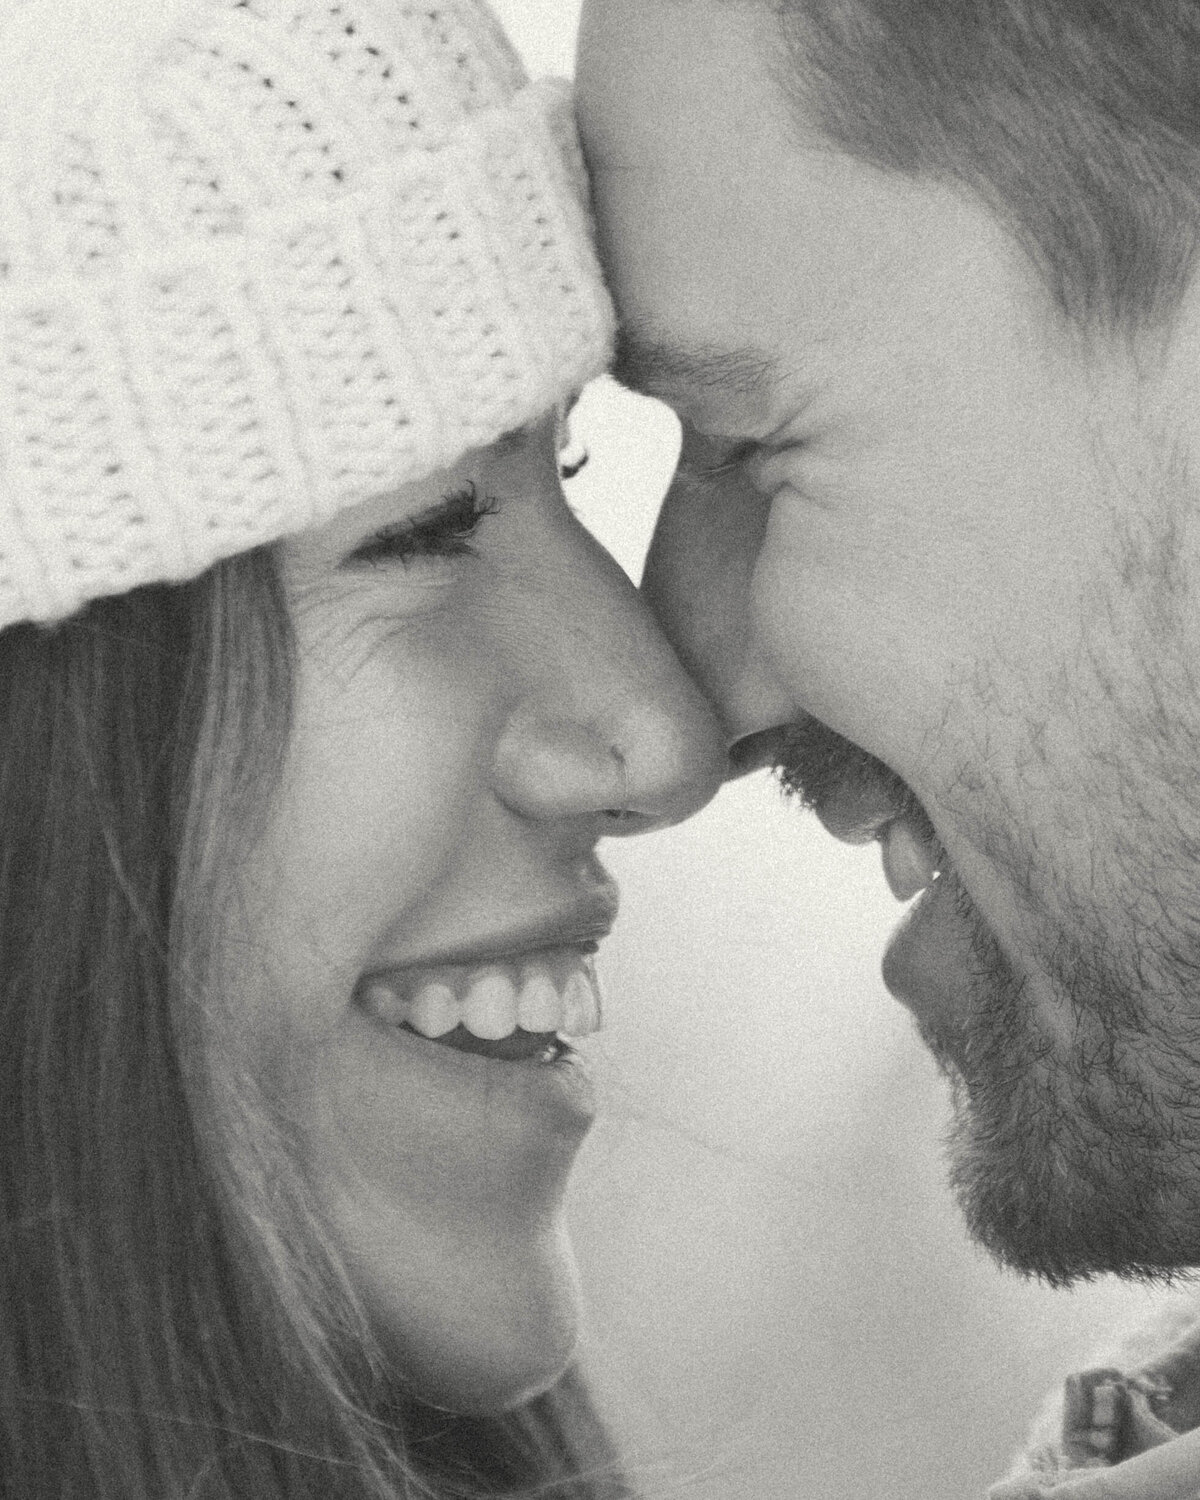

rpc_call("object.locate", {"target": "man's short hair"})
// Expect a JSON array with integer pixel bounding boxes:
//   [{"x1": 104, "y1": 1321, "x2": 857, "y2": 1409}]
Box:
[{"x1": 770, "y1": 0, "x2": 1200, "y2": 337}]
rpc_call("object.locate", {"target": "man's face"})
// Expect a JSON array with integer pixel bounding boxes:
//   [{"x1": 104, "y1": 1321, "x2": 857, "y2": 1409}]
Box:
[{"x1": 577, "y1": 0, "x2": 1200, "y2": 1283}]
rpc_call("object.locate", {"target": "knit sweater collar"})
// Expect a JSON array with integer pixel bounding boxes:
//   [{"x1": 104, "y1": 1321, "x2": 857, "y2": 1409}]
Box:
[{"x1": 990, "y1": 1307, "x2": 1200, "y2": 1498}]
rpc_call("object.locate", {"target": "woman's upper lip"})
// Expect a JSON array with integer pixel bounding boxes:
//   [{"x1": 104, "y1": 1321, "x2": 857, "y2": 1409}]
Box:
[{"x1": 369, "y1": 890, "x2": 620, "y2": 972}]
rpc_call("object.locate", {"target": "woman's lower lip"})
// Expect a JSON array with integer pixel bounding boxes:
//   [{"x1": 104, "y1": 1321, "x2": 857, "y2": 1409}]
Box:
[
  {"x1": 384, "y1": 1021, "x2": 597, "y2": 1128},
  {"x1": 403, "y1": 1024, "x2": 569, "y2": 1064}
]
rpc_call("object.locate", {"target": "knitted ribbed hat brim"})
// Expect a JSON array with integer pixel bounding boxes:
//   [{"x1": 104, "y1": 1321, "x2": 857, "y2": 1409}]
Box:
[{"x1": 0, "y1": 0, "x2": 615, "y2": 626}]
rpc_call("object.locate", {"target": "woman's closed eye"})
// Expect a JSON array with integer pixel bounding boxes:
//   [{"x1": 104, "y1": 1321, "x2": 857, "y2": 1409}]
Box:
[{"x1": 349, "y1": 482, "x2": 502, "y2": 570}]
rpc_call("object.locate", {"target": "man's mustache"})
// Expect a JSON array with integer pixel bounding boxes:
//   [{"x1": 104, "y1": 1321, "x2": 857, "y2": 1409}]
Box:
[{"x1": 763, "y1": 715, "x2": 939, "y2": 850}]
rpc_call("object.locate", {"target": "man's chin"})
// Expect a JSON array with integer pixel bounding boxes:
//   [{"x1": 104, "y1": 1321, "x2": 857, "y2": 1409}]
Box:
[
  {"x1": 888, "y1": 872, "x2": 1200, "y2": 1286},
  {"x1": 937, "y1": 1005, "x2": 1200, "y2": 1288},
  {"x1": 780, "y1": 712, "x2": 1200, "y2": 1284},
  {"x1": 945, "y1": 1101, "x2": 1197, "y2": 1289}
]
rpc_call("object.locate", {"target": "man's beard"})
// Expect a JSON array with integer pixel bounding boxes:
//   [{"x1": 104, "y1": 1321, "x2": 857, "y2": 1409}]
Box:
[
  {"x1": 774, "y1": 713, "x2": 1200, "y2": 1288},
  {"x1": 931, "y1": 870, "x2": 1200, "y2": 1288}
]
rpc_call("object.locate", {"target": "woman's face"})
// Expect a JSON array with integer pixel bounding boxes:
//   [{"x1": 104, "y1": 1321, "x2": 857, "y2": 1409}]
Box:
[{"x1": 224, "y1": 413, "x2": 723, "y2": 1411}]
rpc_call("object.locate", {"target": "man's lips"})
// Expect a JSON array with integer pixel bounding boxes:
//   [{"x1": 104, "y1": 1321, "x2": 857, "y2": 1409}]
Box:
[
  {"x1": 739, "y1": 715, "x2": 947, "y2": 901},
  {"x1": 738, "y1": 716, "x2": 980, "y2": 1050},
  {"x1": 805, "y1": 770, "x2": 904, "y2": 845},
  {"x1": 806, "y1": 773, "x2": 945, "y2": 900},
  {"x1": 878, "y1": 818, "x2": 943, "y2": 900},
  {"x1": 882, "y1": 870, "x2": 974, "y2": 1054}
]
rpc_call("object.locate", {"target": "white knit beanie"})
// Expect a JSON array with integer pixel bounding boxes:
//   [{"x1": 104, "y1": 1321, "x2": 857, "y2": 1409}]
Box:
[{"x1": 0, "y1": 0, "x2": 615, "y2": 628}]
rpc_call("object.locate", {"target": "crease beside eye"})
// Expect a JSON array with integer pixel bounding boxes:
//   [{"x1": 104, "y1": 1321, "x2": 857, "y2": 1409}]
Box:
[{"x1": 675, "y1": 442, "x2": 756, "y2": 487}]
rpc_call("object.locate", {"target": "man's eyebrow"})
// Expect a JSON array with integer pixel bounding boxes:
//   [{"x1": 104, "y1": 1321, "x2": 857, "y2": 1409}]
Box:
[{"x1": 611, "y1": 324, "x2": 781, "y2": 402}]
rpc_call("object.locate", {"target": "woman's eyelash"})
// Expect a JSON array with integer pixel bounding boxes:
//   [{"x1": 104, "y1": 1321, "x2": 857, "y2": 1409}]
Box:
[{"x1": 353, "y1": 482, "x2": 501, "y2": 567}]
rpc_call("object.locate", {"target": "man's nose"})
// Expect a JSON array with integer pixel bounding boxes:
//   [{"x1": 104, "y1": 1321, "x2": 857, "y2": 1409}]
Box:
[
  {"x1": 641, "y1": 477, "x2": 793, "y2": 757},
  {"x1": 491, "y1": 531, "x2": 726, "y2": 834}
]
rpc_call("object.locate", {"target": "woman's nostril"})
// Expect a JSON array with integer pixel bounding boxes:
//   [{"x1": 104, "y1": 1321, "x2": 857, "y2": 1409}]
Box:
[
  {"x1": 607, "y1": 747, "x2": 630, "y2": 823},
  {"x1": 599, "y1": 753, "x2": 657, "y2": 830}
]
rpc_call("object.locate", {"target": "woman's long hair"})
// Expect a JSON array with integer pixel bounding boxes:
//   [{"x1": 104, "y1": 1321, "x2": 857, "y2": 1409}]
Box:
[{"x1": 0, "y1": 550, "x2": 630, "y2": 1499}]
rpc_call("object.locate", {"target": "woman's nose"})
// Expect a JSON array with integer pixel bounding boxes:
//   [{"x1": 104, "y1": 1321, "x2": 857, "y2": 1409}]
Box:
[{"x1": 491, "y1": 540, "x2": 726, "y2": 835}]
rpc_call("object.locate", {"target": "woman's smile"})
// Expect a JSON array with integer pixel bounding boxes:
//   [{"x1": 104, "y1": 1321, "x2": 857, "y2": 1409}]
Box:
[
  {"x1": 220, "y1": 416, "x2": 724, "y2": 1409},
  {"x1": 355, "y1": 892, "x2": 616, "y2": 1109},
  {"x1": 359, "y1": 873, "x2": 615, "y2": 1038},
  {"x1": 0, "y1": 0, "x2": 726, "y2": 1483},
  {"x1": 361, "y1": 945, "x2": 606, "y2": 1056},
  {"x1": 356, "y1": 944, "x2": 605, "y2": 1135}
]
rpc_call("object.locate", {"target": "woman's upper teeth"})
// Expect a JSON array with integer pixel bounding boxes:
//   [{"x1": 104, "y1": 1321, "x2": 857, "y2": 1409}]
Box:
[
  {"x1": 410, "y1": 982, "x2": 458, "y2": 1038},
  {"x1": 361, "y1": 952, "x2": 603, "y2": 1042}
]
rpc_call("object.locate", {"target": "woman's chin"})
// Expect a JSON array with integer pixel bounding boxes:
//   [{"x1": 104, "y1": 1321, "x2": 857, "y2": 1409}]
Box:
[
  {"x1": 362, "y1": 1225, "x2": 585, "y2": 1414},
  {"x1": 410, "y1": 1329, "x2": 578, "y2": 1415},
  {"x1": 396, "y1": 1306, "x2": 581, "y2": 1415}
]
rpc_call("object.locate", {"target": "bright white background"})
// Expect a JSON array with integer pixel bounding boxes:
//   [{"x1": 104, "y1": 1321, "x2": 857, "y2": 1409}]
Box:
[{"x1": 493, "y1": 5, "x2": 1164, "y2": 1496}]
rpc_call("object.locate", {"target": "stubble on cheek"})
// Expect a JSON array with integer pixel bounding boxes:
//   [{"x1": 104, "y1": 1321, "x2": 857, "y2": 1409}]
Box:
[
  {"x1": 904, "y1": 427, "x2": 1200, "y2": 1282},
  {"x1": 918, "y1": 661, "x2": 1200, "y2": 1281},
  {"x1": 928, "y1": 856, "x2": 1200, "y2": 1287}
]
